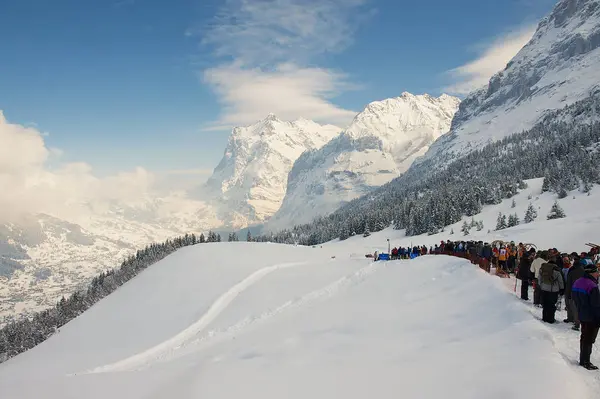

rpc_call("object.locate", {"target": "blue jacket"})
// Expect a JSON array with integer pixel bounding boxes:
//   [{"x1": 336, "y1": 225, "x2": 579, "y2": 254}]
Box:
[{"x1": 572, "y1": 274, "x2": 600, "y2": 323}]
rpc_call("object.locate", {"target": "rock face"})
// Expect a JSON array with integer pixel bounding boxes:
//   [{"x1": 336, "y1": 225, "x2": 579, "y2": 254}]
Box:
[
  {"x1": 419, "y1": 0, "x2": 600, "y2": 167},
  {"x1": 266, "y1": 93, "x2": 460, "y2": 230},
  {"x1": 203, "y1": 115, "x2": 341, "y2": 228}
]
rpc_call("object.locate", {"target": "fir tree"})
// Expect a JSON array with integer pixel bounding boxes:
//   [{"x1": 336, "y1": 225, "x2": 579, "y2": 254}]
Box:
[
  {"x1": 476, "y1": 220, "x2": 484, "y2": 231},
  {"x1": 363, "y1": 222, "x2": 371, "y2": 237},
  {"x1": 199, "y1": 233, "x2": 206, "y2": 243},
  {"x1": 524, "y1": 203, "x2": 538, "y2": 223},
  {"x1": 547, "y1": 200, "x2": 566, "y2": 220},
  {"x1": 511, "y1": 198, "x2": 516, "y2": 208},
  {"x1": 496, "y1": 212, "x2": 508, "y2": 230},
  {"x1": 247, "y1": 231, "x2": 253, "y2": 242},
  {"x1": 450, "y1": 228, "x2": 454, "y2": 235},
  {"x1": 507, "y1": 213, "x2": 520, "y2": 227},
  {"x1": 461, "y1": 221, "x2": 470, "y2": 236}
]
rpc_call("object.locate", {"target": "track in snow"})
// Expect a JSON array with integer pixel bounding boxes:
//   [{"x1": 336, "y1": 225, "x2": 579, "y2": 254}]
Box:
[
  {"x1": 88, "y1": 259, "x2": 382, "y2": 374},
  {"x1": 88, "y1": 261, "x2": 307, "y2": 374}
]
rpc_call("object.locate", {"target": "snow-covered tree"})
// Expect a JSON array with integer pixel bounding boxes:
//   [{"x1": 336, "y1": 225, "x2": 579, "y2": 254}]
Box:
[
  {"x1": 496, "y1": 212, "x2": 508, "y2": 230},
  {"x1": 547, "y1": 200, "x2": 566, "y2": 220},
  {"x1": 476, "y1": 220, "x2": 484, "y2": 231},
  {"x1": 461, "y1": 221, "x2": 470, "y2": 236},
  {"x1": 507, "y1": 213, "x2": 520, "y2": 227},
  {"x1": 524, "y1": 203, "x2": 538, "y2": 223},
  {"x1": 363, "y1": 222, "x2": 371, "y2": 237},
  {"x1": 511, "y1": 198, "x2": 516, "y2": 208}
]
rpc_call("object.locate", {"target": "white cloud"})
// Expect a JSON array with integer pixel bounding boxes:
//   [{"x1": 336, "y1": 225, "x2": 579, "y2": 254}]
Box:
[
  {"x1": 203, "y1": 63, "x2": 358, "y2": 129},
  {"x1": 443, "y1": 25, "x2": 537, "y2": 95},
  {"x1": 196, "y1": 0, "x2": 369, "y2": 129},
  {"x1": 0, "y1": 112, "x2": 196, "y2": 223}
]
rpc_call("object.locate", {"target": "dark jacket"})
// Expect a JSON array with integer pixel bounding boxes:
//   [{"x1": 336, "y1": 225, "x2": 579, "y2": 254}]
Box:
[
  {"x1": 518, "y1": 256, "x2": 533, "y2": 281},
  {"x1": 565, "y1": 262, "x2": 585, "y2": 299},
  {"x1": 482, "y1": 245, "x2": 493, "y2": 259},
  {"x1": 572, "y1": 274, "x2": 600, "y2": 323}
]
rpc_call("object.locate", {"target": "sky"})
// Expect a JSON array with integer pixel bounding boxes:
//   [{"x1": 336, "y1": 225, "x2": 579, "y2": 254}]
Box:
[{"x1": 0, "y1": 0, "x2": 558, "y2": 217}]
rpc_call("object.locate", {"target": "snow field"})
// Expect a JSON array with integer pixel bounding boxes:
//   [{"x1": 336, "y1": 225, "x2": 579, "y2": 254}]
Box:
[{"x1": 1, "y1": 238, "x2": 598, "y2": 398}]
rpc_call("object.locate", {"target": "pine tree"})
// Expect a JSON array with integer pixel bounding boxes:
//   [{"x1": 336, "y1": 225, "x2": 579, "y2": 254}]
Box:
[
  {"x1": 470, "y1": 217, "x2": 476, "y2": 228},
  {"x1": 496, "y1": 212, "x2": 507, "y2": 230},
  {"x1": 199, "y1": 233, "x2": 206, "y2": 243},
  {"x1": 461, "y1": 221, "x2": 470, "y2": 236},
  {"x1": 476, "y1": 220, "x2": 484, "y2": 231},
  {"x1": 507, "y1": 213, "x2": 520, "y2": 227},
  {"x1": 363, "y1": 222, "x2": 371, "y2": 237},
  {"x1": 450, "y1": 228, "x2": 454, "y2": 235},
  {"x1": 557, "y1": 186, "x2": 568, "y2": 199},
  {"x1": 247, "y1": 231, "x2": 252, "y2": 242},
  {"x1": 524, "y1": 203, "x2": 538, "y2": 223},
  {"x1": 547, "y1": 200, "x2": 566, "y2": 220},
  {"x1": 511, "y1": 198, "x2": 516, "y2": 208}
]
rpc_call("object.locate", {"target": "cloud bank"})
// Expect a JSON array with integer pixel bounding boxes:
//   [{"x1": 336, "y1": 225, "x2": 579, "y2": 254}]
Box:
[
  {"x1": 0, "y1": 111, "x2": 162, "y2": 223},
  {"x1": 443, "y1": 25, "x2": 536, "y2": 95},
  {"x1": 197, "y1": 0, "x2": 369, "y2": 129}
]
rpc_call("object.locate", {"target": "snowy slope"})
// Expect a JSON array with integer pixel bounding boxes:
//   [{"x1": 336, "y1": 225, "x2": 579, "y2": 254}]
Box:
[
  {"x1": 203, "y1": 115, "x2": 341, "y2": 228},
  {"x1": 418, "y1": 0, "x2": 600, "y2": 167},
  {"x1": 267, "y1": 93, "x2": 459, "y2": 230},
  {"x1": 0, "y1": 239, "x2": 597, "y2": 398}
]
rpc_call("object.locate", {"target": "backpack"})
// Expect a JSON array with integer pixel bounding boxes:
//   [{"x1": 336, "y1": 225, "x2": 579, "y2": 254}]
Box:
[{"x1": 540, "y1": 263, "x2": 557, "y2": 286}]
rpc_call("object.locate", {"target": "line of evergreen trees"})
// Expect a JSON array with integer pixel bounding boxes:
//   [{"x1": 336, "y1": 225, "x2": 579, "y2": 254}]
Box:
[
  {"x1": 254, "y1": 94, "x2": 600, "y2": 245},
  {"x1": 0, "y1": 232, "x2": 223, "y2": 364}
]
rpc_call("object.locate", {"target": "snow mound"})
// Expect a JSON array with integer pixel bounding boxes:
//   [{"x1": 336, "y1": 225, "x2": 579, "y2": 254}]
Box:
[{"x1": 0, "y1": 241, "x2": 593, "y2": 398}]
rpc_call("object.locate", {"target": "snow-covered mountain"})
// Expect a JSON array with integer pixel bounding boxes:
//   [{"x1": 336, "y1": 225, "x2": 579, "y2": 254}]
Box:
[
  {"x1": 203, "y1": 115, "x2": 341, "y2": 228},
  {"x1": 418, "y1": 0, "x2": 600, "y2": 167},
  {"x1": 266, "y1": 93, "x2": 460, "y2": 230}
]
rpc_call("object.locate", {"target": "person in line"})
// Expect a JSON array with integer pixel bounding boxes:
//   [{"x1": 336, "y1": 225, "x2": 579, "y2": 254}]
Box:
[
  {"x1": 538, "y1": 254, "x2": 565, "y2": 323},
  {"x1": 518, "y1": 248, "x2": 536, "y2": 300},
  {"x1": 530, "y1": 251, "x2": 547, "y2": 307},
  {"x1": 572, "y1": 262, "x2": 600, "y2": 370},
  {"x1": 565, "y1": 253, "x2": 584, "y2": 330}
]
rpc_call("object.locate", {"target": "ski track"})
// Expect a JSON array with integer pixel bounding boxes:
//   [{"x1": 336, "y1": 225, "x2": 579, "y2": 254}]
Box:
[
  {"x1": 87, "y1": 261, "x2": 309, "y2": 374},
  {"x1": 89, "y1": 259, "x2": 383, "y2": 373},
  {"x1": 156, "y1": 259, "x2": 383, "y2": 368}
]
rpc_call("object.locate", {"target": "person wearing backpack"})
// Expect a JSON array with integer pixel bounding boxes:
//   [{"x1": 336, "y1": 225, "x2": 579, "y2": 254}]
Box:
[
  {"x1": 531, "y1": 251, "x2": 547, "y2": 306},
  {"x1": 571, "y1": 262, "x2": 600, "y2": 370},
  {"x1": 538, "y1": 254, "x2": 565, "y2": 323}
]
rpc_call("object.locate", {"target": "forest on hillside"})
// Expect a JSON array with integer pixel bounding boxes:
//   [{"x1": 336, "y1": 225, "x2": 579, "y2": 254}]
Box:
[{"x1": 254, "y1": 94, "x2": 600, "y2": 245}]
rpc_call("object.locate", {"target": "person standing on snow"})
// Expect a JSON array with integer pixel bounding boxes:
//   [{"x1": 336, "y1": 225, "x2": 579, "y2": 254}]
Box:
[
  {"x1": 530, "y1": 251, "x2": 547, "y2": 306},
  {"x1": 518, "y1": 248, "x2": 535, "y2": 301},
  {"x1": 538, "y1": 254, "x2": 565, "y2": 323},
  {"x1": 565, "y1": 253, "x2": 584, "y2": 330},
  {"x1": 572, "y1": 262, "x2": 600, "y2": 370}
]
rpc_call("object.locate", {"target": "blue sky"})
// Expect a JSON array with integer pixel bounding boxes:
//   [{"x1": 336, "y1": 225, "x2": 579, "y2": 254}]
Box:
[{"x1": 0, "y1": 0, "x2": 558, "y2": 179}]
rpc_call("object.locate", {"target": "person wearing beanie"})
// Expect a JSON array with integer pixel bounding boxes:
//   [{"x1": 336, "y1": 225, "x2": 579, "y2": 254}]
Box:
[{"x1": 572, "y1": 262, "x2": 600, "y2": 370}]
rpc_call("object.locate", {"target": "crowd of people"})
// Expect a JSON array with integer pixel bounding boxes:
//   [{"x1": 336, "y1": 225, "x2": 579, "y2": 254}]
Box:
[{"x1": 380, "y1": 240, "x2": 600, "y2": 371}]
